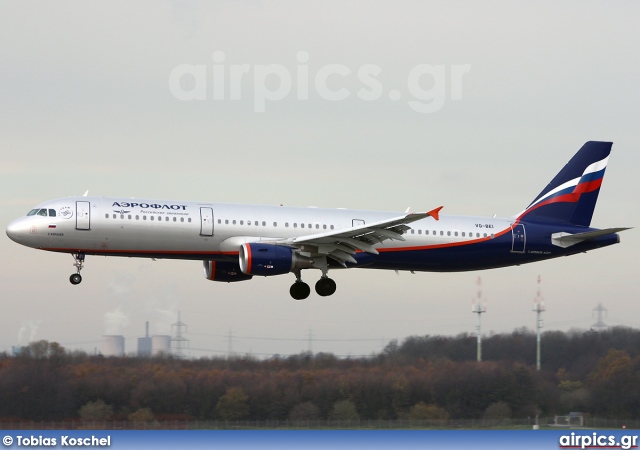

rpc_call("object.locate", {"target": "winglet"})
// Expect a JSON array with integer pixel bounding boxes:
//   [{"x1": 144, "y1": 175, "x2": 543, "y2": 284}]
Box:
[{"x1": 427, "y1": 206, "x2": 444, "y2": 221}]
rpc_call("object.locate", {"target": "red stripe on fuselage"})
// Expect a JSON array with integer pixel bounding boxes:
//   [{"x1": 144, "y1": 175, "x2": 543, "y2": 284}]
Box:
[
  {"x1": 41, "y1": 247, "x2": 239, "y2": 257},
  {"x1": 377, "y1": 227, "x2": 512, "y2": 253}
]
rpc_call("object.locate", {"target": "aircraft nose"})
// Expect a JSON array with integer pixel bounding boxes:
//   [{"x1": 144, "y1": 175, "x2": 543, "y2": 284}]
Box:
[{"x1": 6, "y1": 218, "x2": 27, "y2": 243}]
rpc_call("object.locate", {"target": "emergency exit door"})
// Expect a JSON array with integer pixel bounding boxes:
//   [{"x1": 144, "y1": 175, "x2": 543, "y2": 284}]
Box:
[
  {"x1": 200, "y1": 207, "x2": 214, "y2": 236},
  {"x1": 511, "y1": 223, "x2": 526, "y2": 253},
  {"x1": 76, "y1": 201, "x2": 91, "y2": 230}
]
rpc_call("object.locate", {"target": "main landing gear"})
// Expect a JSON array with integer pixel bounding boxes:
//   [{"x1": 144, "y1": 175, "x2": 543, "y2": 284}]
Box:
[
  {"x1": 70, "y1": 253, "x2": 85, "y2": 285},
  {"x1": 289, "y1": 270, "x2": 337, "y2": 300}
]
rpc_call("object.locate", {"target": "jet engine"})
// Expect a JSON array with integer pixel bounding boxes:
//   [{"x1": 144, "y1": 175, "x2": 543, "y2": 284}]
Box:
[
  {"x1": 203, "y1": 260, "x2": 253, "y2": 282},
  {"x1": 239, "y1": 243, "x2": 312, "y2": 276}
]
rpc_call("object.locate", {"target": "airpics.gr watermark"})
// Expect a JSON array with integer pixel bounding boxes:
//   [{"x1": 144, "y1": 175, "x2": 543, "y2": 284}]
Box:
[{"x1": 168, "y1": 51, "x2": 471, "y2": 113}]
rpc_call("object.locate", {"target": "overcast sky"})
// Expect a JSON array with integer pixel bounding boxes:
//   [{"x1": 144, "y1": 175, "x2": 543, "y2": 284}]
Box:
[{"x1": 1, "y1": 1, "x2": 638, "y2": 358}]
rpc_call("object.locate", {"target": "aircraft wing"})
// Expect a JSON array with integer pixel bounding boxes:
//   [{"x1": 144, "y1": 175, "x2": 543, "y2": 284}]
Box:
[{"x1": 276, "y1": 206, "x2": 443, "y2": 266}]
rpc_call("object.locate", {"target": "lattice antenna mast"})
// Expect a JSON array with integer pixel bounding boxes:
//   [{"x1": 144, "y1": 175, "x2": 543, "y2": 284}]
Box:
[
  {"x1": 591, "y1": 303, "x2": 608, "y2": 332},
  {"x1": 171, "y1": 311, "x2": 189, "y2": 359},
  {"x1": 472, "y1": 276, "x2": 487, "y2": 362},
  {"x1": 533, "y1": 276, "x2": 545, "y2": 371}
]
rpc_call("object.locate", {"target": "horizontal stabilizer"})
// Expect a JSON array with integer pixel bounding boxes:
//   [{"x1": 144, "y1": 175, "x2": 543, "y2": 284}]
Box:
[{"x1": 551, "y1": 227, "x2": 631, "y2": 248}]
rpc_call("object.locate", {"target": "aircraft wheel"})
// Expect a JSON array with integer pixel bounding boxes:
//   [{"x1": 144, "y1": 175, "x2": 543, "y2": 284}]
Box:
[
  {"x1": 70, "y1": 273, "x2": 82, "y2": 285},
  {"x1": 315, "y1": 277, "x2": 337, "y2": 297},
  {"x1": 290, "y1": 281, "x2": 310, "y2": 300}
]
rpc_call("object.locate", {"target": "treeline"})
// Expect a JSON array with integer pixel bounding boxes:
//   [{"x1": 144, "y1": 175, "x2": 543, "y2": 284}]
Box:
[{"x1": 1, "y1": 327, "x2": 640, "y2": 422}]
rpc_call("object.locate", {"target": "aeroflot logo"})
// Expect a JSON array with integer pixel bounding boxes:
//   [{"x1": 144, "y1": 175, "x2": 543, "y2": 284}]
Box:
[{"x1": 112, "y1": 202, "x2": 188, "y2": 211}]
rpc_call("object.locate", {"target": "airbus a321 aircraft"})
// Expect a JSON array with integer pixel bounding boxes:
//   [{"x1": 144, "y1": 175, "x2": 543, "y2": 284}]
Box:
[{"x1": 6, "y1": 141, "x2": 629, "y2": 300}]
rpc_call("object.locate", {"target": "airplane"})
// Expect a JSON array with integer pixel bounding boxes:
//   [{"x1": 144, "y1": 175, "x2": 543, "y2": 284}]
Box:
[{"x1": 6, "y1": 141, "x2": 630, "y2": 300}]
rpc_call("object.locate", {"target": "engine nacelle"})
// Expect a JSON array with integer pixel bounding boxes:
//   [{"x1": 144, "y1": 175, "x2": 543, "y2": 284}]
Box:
[
  {"x1": 203, "y1": 260, "x2": 253, "y2": 282},
  {"x1": 239, "y1": 243, "x2": 312, "y2": 276}
]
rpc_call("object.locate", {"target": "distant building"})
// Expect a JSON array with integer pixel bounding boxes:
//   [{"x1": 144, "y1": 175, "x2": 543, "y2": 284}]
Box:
[
  {"x1": 138, "y1": 321, "x2": 152, "y2": 357},
  {"x1": 102, "y1": 335, "x2": 125, "y2": 357},
  {"x1": 151, "y1": 335, "x2": 171, "y2": 356}
]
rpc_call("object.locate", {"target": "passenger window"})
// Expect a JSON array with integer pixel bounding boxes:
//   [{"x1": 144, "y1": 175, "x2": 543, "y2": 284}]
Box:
[
  {"x1": 143, "y1": 216, "x2": 147, "y2": 220},
  {"x1": 285, "y1": 222, "x2": 289, "y2": 227},
  {"x1": 48, "y1": 209, "x2": 56, "y2": 217},
  {"x1": 425, "y1": 230, "x2": 429, "y2": 235},
  {"x1": 316, "y1": 224, "x2": 319, "y2": 229},
  {"x1": 232, "y1": 220, "x2": 236, "y2": 225},
  {"x1": 418, "y1": 230, "x2": 422, "y2": 235},
  {"x1": 218, "y1": 219, "x2": 221, "y2": 224},
  {"x1": 301, "y1": 223, "x2": 305, "y2": 228},
  {"x1": 158, "y1": 216, "x2": 161, "y2": 221},
  {"x1": 105, "y1": 214, "x2": 109, "y2": 219},
  {"x1": 330, "y1": 225, "x2": 334, "y2": 230},
  {"x1": 136, "y1": 215, "x2": 139, "y2": 220},
  {"x1": 308, "y1": 224, "x2": 311, "y2": 228},
  {"x1": 483, "y1": 233, "x2": 487, "y2": 238},
  {"x1": 113, "y1": 214, "x2": 117, "y2": 219},
  {"x1": 262, "y1": 221, "x2": 266, "y2": 226},
  {"x1": 462, "y1": 232, "x2": 465, "y2": 237},
  {"x1": 165, "y1": 217, "x2": 169, "y2": 221},
  {"x1": 440, "y1": 231, "x2": 443, "y2": 236},
  {"x1": 128, "y1": 215, "x2": 132, "y2": 220},
  {"x1": 120, "y1": 215, "x2": 124, "y2": 219},
  {"x1": 225, "y1": 220, "x2": 229, "y2": 224},
  {"x1": 188, "y1": 218, "x2": 191, "y2": 223},
  {"x1": 273, "y1": 222, "x2": 277, "y2": 227},
  {"x1": 447, "y1": 231, "x2": 451, "y2": 236},
  {"x1": 410, "y1": 230, "x2": 414, "y2": 234},
  {"x1": 173, "y1": 217, "x2": 176, "y2": 222},
  {"x1": 294, "y1": 223, "x2": 297, "y2": 228},
  {"x1": 323, "y1": 225, "x2": 327, "y2": 229},
  {"x1": 180, "y1": 217, "x2": 184, "y2": 222},
  {"x1": 150, "y1": 216, "x2": 154, "y2": 221},
  {"x1": 240, "y1": 220, "x2": 244, "y2": 225},
  {"x1": 454, "y1": 232, "x2": 458, "y2": 236}
]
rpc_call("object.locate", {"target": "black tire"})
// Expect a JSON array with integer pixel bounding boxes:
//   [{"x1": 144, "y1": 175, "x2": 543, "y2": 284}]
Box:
[
  {"x1": 69, "y1": 273, "x2": 82, "y2": 285},
  {"x1": 315, "y1": 277, "x2": 337, "y2": 297},
  {"x1": 290, "y1": 282, "x2": 311, "y2": 300}
]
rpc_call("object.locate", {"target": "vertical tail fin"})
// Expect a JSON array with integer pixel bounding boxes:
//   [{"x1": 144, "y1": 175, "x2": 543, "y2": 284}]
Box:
[{"x1": 518, "y1": 141, "x2": 612, "y2": 226}]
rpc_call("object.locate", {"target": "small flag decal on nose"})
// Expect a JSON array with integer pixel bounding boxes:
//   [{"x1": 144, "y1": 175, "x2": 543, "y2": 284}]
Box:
[{"x1": 48, "y1": 224, "x2": 57, "y2": 228}]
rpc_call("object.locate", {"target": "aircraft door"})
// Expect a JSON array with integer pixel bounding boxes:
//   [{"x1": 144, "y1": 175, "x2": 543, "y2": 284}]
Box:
[
  {"x1": 200, "y1": 207, "x2": 214, "y2": 236},
  {"x1": 76, "y1": 201, "x2": 91, "y2": 230},
  {"x1": 352, "y1": 219, "x2": 365, "y2": 227},
  {"x1": 511, "y1": 223, "x2": 526, "y2": 253}
]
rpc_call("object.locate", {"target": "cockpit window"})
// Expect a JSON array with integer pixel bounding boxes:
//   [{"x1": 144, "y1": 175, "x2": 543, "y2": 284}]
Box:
[{"x1": 27, "y1": 208, "x2": 51, "y2": 216}]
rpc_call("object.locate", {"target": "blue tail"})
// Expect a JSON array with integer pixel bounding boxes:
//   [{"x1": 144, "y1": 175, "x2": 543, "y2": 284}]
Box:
[{"x1": 518, "y1": 141, "x2": 612, "y2": 227}]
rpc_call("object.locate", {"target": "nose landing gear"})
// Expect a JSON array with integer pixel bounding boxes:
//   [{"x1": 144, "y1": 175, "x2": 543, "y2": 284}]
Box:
[{"x1": 70, "y1": 253, "x2": 85, "y2": 285}]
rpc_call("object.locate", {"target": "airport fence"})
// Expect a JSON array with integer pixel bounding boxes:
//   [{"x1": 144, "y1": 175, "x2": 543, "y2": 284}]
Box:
[{"x1": 1, "y1": 417, "x2": 639, "y2": 430}]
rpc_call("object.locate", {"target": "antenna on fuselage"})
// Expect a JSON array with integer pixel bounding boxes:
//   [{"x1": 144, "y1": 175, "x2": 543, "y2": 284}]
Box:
[{"x1": 83, "y1": 190, "x2": 89, "y2": 197}]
